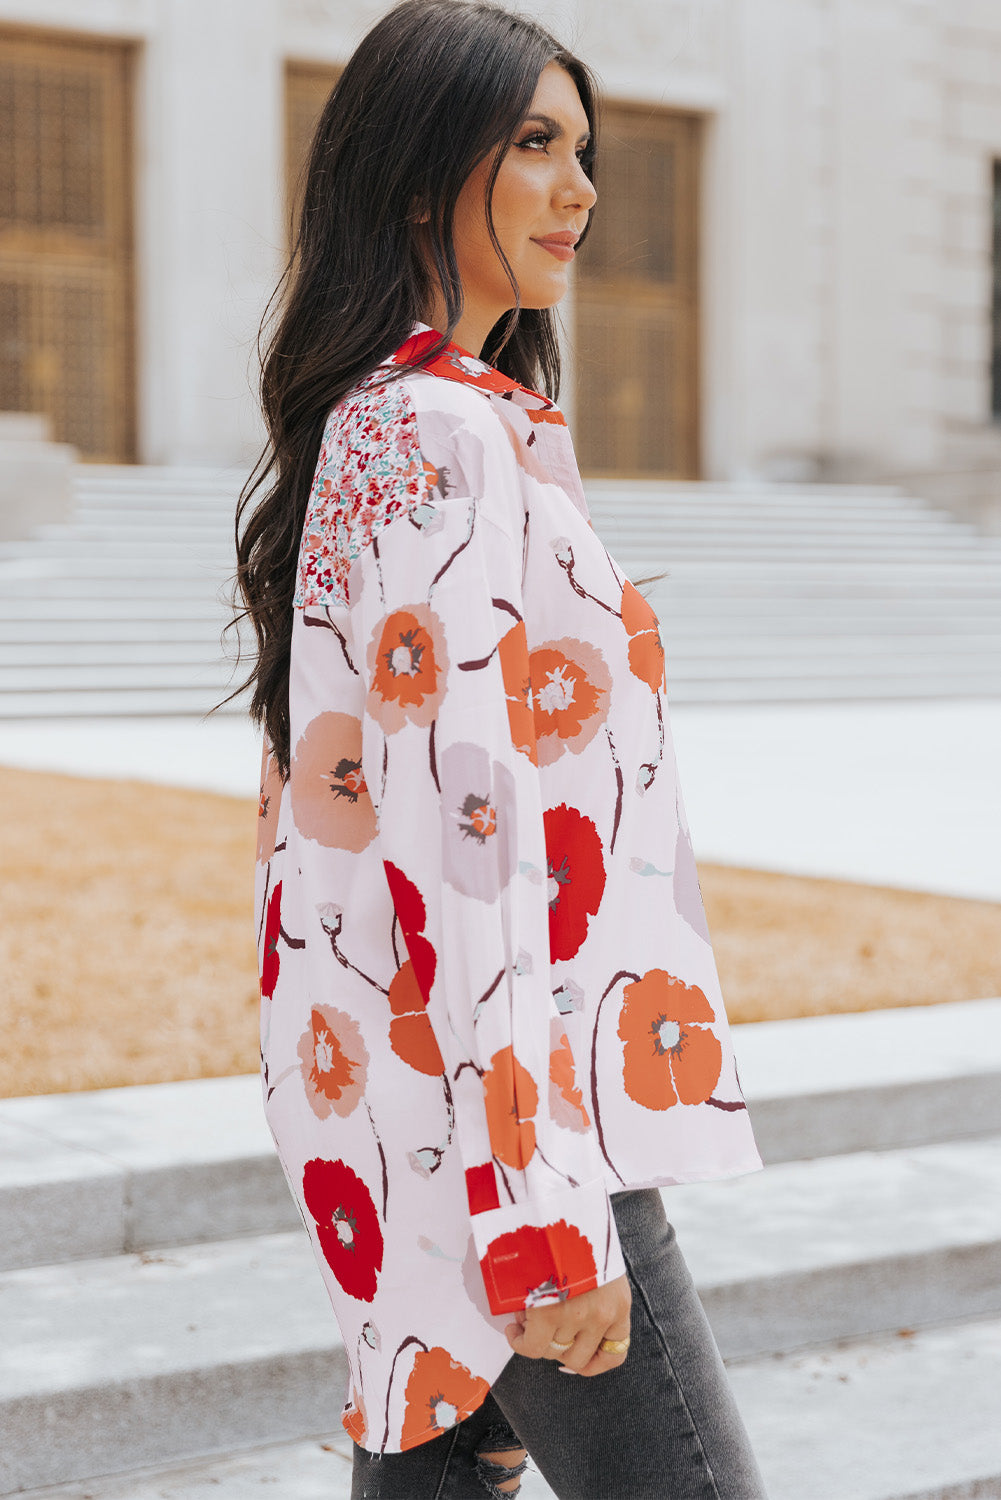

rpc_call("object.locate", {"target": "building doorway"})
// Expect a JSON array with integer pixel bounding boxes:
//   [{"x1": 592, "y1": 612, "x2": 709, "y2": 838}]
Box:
[
  {"x1": 575, "y1": 105, "x2": 701, "y2": 479},
  {"x1": 0, "y1": 27, "x2": 135, "y2": 461},
  {"x1": 285, "y1": 62, "x2": 341, "y2": 244}
]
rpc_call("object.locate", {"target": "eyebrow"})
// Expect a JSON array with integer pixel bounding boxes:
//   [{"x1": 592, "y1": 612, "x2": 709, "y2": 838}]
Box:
[{"x1": 520, "y1": 112, "x2": 592, "y2": 146}]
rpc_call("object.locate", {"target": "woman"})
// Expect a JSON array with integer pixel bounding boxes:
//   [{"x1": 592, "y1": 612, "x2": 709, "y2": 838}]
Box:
[{"x1": 235, "y1": 2, "x2": 769, "y2": 1495}]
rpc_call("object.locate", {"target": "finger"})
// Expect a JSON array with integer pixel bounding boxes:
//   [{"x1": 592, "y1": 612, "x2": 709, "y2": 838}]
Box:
[
  {"x1": 575, "y1": 1323, "x2": 632, "y2": 1377},
  {"x1": 558, "y1": 1328, "x2": 603, "y2": 1372},
  {"x1": 543, "y1": 1330, "x2": 578, "y2": 1362},
  {"x1": 509, "y1": 1317, "x2": 564, "y2": 1361},
  {"x1": 577, "y1": 1346, "x2": 629, "y2": 1376}
]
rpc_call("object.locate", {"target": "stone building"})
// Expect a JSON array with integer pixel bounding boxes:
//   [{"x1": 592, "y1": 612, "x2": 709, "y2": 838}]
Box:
[{"x1": 2, "y1": 0, "x2": 1001, "y2": 522}]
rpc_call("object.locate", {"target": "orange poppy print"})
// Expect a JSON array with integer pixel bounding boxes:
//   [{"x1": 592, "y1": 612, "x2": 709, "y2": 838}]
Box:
[
  {"x1": 620, "y1": 579, "x2": 666, "y2": 692},
  {"x1": 388, "y1": 960, "x2": 444, "y2": 1075},
  {"x1": 617, "y1": 969, "x2": 723, "y2": 1111},
  {"x1": 342, "y1": 1387, "x2": 367, "y2": 1445},
  {"x1": 483, "y1": 1045, "x2": 538, "y2": 1169},
  {"x1": 290, "y1": 711, "x2": 377, "y2": 851},
  {"x1": 497, "y1": 620, "x2": 538, "y2": 763},
  {"x1": 548, "y1": 1021, "x2": 590, "y2": 1132},
  {"x1": 366, "y1": 603, "x2": 449, "y2": 733},
  {"x1": 530, "y1": 637, "x2": 611, "y2": 767},
  {"x1": 297, "y1": 1004, "x2": 369, "y2": 1119},
  {"x1": 400, "y1": 1345, "x2": 490, "y2": 1449},
  {"x1": 383, "y1": 861, "x2": 443, "y2": 1074},
  {"x1": 256, "y1": 745, "x2": 284, "y2": 864}
]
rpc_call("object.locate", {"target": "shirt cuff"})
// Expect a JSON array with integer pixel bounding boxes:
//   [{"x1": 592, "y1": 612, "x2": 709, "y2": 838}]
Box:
[{"x1": 471, "y1": 1177, "x2": 626, "y2": 1316}]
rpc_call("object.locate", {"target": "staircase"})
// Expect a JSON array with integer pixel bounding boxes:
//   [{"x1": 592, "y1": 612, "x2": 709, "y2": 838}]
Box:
[
  {"x1": 0, "y1": 467, "x2": 1000, "y2": 718},
  {"x1": 0, "y1": 466, "x2": 247, "y2": 718},
  {"x1": 2, "y1": 997, "x2": 1001, "y2": 1498},
  {"x1": 588, "y1": 479, "x2": 1001, "y2": 703}
]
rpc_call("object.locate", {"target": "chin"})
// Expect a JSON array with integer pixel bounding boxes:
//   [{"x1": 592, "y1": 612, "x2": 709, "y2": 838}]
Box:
[{"x1": 522, "y1": 281, "x2": 570, "y2": 311}]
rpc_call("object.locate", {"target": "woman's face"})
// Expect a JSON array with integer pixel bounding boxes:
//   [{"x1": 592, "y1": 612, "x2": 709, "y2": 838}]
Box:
[{"x1": 433, "y1": 62, "x2": 597, "y2": 351}]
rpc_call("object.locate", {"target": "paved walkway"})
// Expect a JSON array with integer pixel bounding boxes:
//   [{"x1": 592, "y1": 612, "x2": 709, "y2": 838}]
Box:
[{"x1": 1, "y1": 699, "x2": 998, "y2": 900}]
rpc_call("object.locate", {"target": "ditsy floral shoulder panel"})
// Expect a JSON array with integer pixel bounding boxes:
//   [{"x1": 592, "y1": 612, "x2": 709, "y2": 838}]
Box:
[{"x1": 255, "y1": 324, "x2": 762, "y2": 1455}]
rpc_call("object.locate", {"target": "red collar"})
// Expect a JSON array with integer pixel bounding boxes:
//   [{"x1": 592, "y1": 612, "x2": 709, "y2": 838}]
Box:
[{"x1": 388, "y1": 325, "x2": 565, "y2": 426}]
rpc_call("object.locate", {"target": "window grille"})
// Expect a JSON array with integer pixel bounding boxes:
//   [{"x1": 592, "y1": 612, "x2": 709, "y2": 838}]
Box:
[
  {"x1": 0, "y1": 28, "x2": 135, "y2": 461},
  {"x1": 576, "y1": 106, "x2": 700, "y2": 478}
]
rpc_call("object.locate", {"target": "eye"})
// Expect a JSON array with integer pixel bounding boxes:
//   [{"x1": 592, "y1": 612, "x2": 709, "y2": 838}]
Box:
[{"x1": 517, "y1": 130, "x2": 554, "y2": 152}]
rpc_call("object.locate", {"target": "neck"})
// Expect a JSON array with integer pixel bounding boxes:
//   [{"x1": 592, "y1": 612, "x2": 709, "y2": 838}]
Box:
[{"x1": 421, "y1": 291, "x2": 508, "y2": 362}]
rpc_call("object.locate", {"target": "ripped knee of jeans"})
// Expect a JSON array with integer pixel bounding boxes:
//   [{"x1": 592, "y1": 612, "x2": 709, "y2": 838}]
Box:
[{"x1": 475, "y1": 1422, "x2": 529, "y2": 1498}]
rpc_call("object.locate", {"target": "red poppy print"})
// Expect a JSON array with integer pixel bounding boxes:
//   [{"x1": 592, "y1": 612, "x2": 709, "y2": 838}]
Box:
[
  {"x1": 383, "y1": 862, "x2": 435, "y2": 983},
  {"x1": 548, "y1": 1020, "x2": 590, "y2": 1133},
  {"x1": 260, "y1": 880, "x2": 282, "y2": 1000},
  {"x1": 297, "y1": 1005, "x2": 369, "y2": 1119},
  {"x1": 295, "y1": 380, "x2": 424, "y2": 610},
  {"x1": 465, "y1": 1162, "x2": 501, "y2": 1216},
  {"x1": 530, "y1": 637, "x2": 611, "y2": 767},
  {"x1": 617, "y1": 969, "x2": 723, "y2": 1111},
  {"x1": 543, "y1": 803, "x2": 606, "y2": 961},
  {"x1": 479, "y1": 1220, "x2": 598, "y2": 1313},
  {"x1": 366, "y1": 604, "x2": 449, "y2": 734},
  {"x1": 383, "y1": 861, "x2": 443, "y2": 1073},
  {"x1": 497, "y1": 620, "x2": 538, "y2": 764},
  {"x1": 290, "y1": 712, "x2": 377, "y2": 851},
  {"x1": 302, "y1": 1157, "x2": 384, "y2": 1302},
  {"x1": 483, "y1": 1045, "x2": 538, "y2": 1170},
  {"x1": 620, "y1": 579, "x2": 666, "y2": 692},
  {"x1": 400, "y1": 1345, "x2": 490, "y2": 1449}
]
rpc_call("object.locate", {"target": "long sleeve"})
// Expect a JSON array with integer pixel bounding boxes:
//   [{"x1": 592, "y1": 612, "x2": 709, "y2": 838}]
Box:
[{"x1": 347, "y1": 385, "x2": 625, "y2": 1316}]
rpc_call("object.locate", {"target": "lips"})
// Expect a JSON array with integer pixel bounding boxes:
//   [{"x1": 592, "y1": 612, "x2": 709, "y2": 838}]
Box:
[{"x1": 532, "y1": 234, "x2": 578, "y2": 262}]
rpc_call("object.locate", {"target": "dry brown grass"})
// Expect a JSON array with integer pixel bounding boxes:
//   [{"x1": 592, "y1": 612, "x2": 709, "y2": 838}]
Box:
[{"x1": 2, "y1": 766, "x2": 999, "y2": 1098}]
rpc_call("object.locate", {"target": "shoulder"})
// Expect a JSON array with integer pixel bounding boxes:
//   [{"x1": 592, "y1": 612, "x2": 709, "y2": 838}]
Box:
[{"x1": 295, "y1": 373, "x2": 426, "y2": 611}]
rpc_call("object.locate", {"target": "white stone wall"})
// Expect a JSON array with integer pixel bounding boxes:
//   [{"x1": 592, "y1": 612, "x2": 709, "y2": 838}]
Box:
[
  {"x1": 1, "y1": 0, "x2": 1000, "y2": 484},
  {"x1": 940, "y1": 7, "x2": 1001, "y2": 448}
]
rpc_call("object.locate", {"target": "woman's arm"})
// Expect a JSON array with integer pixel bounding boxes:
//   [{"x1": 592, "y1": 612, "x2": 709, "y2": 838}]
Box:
[{"x1": 347, "y1": 381, "x2": 625, "y2": 1317}]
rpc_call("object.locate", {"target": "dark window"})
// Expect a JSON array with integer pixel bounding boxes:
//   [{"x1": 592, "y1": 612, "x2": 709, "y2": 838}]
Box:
[{"x1": 575, "y1": 107, "x2": 701, "y2": 479}]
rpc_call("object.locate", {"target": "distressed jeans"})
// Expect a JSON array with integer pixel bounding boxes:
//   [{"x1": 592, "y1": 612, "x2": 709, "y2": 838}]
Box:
[{"x1": 351, "y1": 1187, "x2": 769, "y2": 1499}]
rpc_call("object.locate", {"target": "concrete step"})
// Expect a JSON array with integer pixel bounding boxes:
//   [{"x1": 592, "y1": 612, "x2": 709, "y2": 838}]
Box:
[
  {"x1": 0, "y1": 620, "x2": 226, "y2": 644},
  {"x1": 0, "y1": 642, "x2": 233, "y2": 668},
  {"x1": 15, "y1": 1317, "x2": 1001, "y2": 1500},
  {"x1": 5, "y1": 634, "x2": 998, "y2": 671},
  {"x1": 1, "y1": 468, "x2": 997, "y2": 712},
  {"x1": 10, "y1": 537, "x2": 997, "y2": 566},
  {"x1": 668, "y1": 1132, "x2": 1001, "y2": 1357},
  {"x1": 4, "y1": 653, "x2": 1000, "y2": 696},
  {"x1": 0, "y1": 664, "x2": 237, "y2": 693},
  {"x1": 660, "y1": 676, "x2": 1001, "y2": 703},
  {"x1": 0, "y1": 688, "x2": 247, "y2": 717},
  {"x1": 0, "y1": 678, "x2": 996, "y2": 719},
  {"x1": 3, "y1": 1134, "x2": 1001, "y2": 1491},
  {"x1": 0, "y1": 1232, "x2": 346, "y2": 1494},
  {"x1": 2, "y1": 1000, "x2": 997, "y2": 1276}
]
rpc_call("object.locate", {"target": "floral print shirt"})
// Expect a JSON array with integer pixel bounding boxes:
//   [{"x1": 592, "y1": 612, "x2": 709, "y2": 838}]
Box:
[{"x1": 255, "y1": 323, "x2": 763, "y2": 1455}]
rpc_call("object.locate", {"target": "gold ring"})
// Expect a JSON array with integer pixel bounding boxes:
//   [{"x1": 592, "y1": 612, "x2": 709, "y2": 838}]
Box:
[
  {"x1": 599, "y1": 1337, "x2": 630, "y2": 1355},
  {"x1": 549, "y1": 1337, "x2": 574, "y2": 1351}
]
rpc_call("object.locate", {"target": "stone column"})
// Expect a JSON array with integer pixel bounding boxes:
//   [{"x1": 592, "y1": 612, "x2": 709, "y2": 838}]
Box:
[{"x1": 136, "y1": 0, "x2": 284, "y2": 466}]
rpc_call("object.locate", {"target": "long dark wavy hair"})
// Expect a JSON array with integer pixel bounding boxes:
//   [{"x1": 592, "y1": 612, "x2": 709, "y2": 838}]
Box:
[{"x1": 228, "y1": 0, "x2": 601, "y2": 776}]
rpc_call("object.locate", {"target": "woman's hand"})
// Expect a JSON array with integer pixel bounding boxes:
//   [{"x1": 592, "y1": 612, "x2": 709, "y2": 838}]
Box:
[{"x1": 503, "y1": 1273, "x2": 632, "y2": 1376}]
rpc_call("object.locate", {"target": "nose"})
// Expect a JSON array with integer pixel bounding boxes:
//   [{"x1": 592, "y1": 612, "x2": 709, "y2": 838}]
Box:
[{"x1": 556, "y1": 156, "x2": 597, "y2": 216}]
